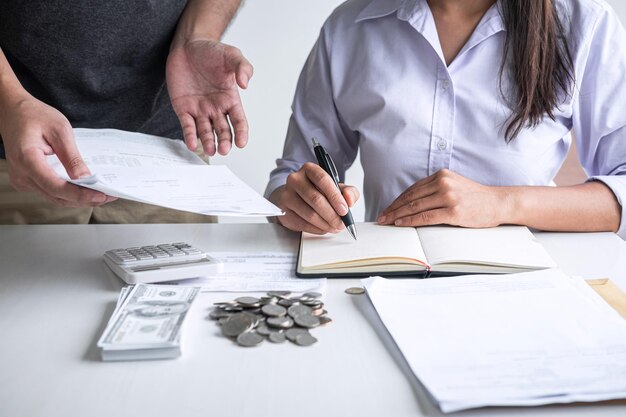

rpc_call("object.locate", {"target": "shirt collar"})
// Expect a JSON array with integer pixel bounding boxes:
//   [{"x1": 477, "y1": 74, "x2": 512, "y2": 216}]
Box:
[
  {"x1": 355, "y1": 0, "x2": 505, "y2": 34},
  {"x1": 354, "y1": 0, "x2": 403, "y2": 23}
]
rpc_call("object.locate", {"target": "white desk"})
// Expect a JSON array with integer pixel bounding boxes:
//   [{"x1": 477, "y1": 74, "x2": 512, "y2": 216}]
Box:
[{"x1": 1, "y1": 224, "x2": 625, "y2": 417}]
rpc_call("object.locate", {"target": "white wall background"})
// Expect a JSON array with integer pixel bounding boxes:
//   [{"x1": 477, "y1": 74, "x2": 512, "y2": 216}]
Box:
[{"x1": 215, "y1": 0, "x2": 626, "y2": 223}]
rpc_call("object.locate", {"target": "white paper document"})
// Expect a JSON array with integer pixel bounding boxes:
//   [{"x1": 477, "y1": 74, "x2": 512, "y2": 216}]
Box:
[
  {"x1": 47, "y1": 128, "x2": 283, "y2": 217},
  {"x1": 362, "y1": 270, "x2": 626, "y2": 413},
  {"x1": 165, "y1": 252, "x2": 326, "y2": 293}
]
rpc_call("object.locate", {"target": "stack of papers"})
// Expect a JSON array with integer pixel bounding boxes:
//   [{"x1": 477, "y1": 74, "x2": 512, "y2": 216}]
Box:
[
  {"x1": 97, "y1": 284, "x2": 200, "y2": 361},
  {"x1": 363, "y1": 270, "x2": 626, "y2": 412},
  {"x1": 48, "y1": 128, "x2": 283, "y2": 217}
]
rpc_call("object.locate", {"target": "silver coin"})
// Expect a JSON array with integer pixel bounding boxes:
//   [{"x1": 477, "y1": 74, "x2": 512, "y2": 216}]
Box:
[
  {"x1": 259, "y1": 296, "x2": 278, "y2": 305},
  {"x1": 302, "y1": 299, "x2": 323, "y2": 307},
  {"x1": 261, "y1": 303, "x2": 287, "y2": 317},
  {"x1": 256, "y1": 323, "x2": 271, "y2": 336},
  {"x1": 268, "y1": 291, "x2": 291, "y2": 298},
  {"x1": 218, "y1": 317, "x2": 229, "y2": 325},
  {"x1": 222, "y1": 313, "x2": 254, "y2": 337},
  {"x1": 234, "y1": 296, "x2": 261, "y2": 307},
  {"x1": 278, "y1": 298, "x2": 298, "y2": 307},
  {"x1": 268, "y1": 332, "x2": 286, "y2": 343},
  {"x1": 294, "y1": 314, "x2": 320, "y2": 328},
  {"x1": 345, "y1": 287, "x2": 365, "y2": 295},
  {"x1": 303, "y1": 292, "x2": 322, "y2": 299},
  {"x1": 209, "y1": 309, "x2": 231, "y2": 320},
  {"x1": 319, "y1": 316, "x2": 332, "y2": 325},
  {"x1": 287, "y1": 304, "x2": 312, "y2": 318},
  {"x1": 213, "y1": 301, "x2": 237, "y2": 307},
  {"x1": 285, "y1": 328, "x2": 308, "y2": 342},
  {"x1": 266, "y1": 316, "x2": 294, "y2": 329},
  {"x1": 295, "y1": 333, "x2": 318, "y2": 347},
  {"x1": 241, "y1": 311, "x2": 262, "y2": 327},
  {"x1": 222, "y1": 306, "x2": 244, "y2": 312},
  {"x1": 236, "y1": 331, "x2": 264, "y2": 347}
]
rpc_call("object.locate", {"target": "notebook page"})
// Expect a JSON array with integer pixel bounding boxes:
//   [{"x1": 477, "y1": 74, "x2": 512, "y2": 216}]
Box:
[
  {"x1": 300, "y1": 223, "x2": 426, "y2": 269},
  {"x1": 417, "y1": 226, "x2": 556, "y2": 269}
]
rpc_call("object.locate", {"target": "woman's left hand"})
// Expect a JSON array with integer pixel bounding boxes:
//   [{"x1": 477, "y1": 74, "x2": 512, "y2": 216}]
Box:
[{"x1": 377, "y1": 169, "x2": 508, "y2": 228}]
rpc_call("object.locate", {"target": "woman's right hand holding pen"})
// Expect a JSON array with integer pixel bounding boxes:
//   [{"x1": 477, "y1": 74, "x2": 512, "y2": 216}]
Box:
[{"x1": 269, "y1": 162, "x2": 360, "y2": 234}]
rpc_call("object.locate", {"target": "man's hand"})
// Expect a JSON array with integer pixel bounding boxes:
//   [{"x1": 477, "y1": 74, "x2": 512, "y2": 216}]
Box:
[
  {"x1": 377, "y1": 169, "x2": 507, "y2": 228},
  {"x1": 166, "y1": 39, "x2": 253, "y2": 156},
  {"x1": 0, "y1": 95, "x2": 114, "y2": 207},
  {"x1": 270, "y1": 163, "x2": 360, "y2": 234}
]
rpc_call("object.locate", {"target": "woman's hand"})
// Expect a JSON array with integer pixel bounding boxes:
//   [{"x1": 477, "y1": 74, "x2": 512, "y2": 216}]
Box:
[
  {"x1": 270, "y1": 162, "x2": 360, "y2": 234},
  {"x1": 377, "y1": 169, "x2": 507, "y2": 228}
]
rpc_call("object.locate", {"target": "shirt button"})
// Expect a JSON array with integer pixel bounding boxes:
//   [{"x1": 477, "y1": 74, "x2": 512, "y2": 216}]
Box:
[
  {"x1": 437, "y1": 138, "x2": 447, "y2": 150},
  {"x1": 442, "y1": 79, "x2": 450, "y2": 91}
]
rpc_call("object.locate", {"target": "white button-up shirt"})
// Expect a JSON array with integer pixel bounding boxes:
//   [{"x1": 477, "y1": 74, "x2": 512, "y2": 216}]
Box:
[{"x1": 265, "y1": 0, "x2": 626, "y2": 237}]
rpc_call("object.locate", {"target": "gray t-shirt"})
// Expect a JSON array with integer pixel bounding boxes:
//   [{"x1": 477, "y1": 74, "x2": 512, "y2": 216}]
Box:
[{"x1": 0, "y1": 0, "x2": 188, "y2": 157}]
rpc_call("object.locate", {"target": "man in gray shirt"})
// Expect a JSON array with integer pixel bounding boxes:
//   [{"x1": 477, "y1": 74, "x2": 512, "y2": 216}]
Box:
[{"x1": 0, "y1": 0, "x2": 253, "y2": 223}]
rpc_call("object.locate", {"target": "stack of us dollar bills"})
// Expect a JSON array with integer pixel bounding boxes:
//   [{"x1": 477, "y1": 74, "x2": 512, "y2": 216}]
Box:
[{"x1": 97, "y1": 284, "x2": 200, "y2": 361}]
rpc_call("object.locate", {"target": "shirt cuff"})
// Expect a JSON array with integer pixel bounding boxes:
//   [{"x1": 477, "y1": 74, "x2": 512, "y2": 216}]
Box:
[
  {"x1": 587, "y1": 175, "x2": 626, "y2": 239},
  {"x1": 264, "y1": 171, "x2": 290, "y2": 200}
]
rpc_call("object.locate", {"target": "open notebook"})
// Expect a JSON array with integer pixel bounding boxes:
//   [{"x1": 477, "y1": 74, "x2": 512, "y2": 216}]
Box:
[{"x1": 296, "y1": 223, "x2": 557, "y2": 278}]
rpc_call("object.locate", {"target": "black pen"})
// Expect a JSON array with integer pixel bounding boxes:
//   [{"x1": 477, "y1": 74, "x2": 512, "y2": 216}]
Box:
[{"x1": 311, "y1": 138, "x2": 357, "y2": 240}]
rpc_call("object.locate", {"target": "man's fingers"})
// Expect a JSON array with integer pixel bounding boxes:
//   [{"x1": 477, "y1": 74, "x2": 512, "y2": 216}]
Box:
[
  {"x1": 178, "y1": 113, "x2": 198, "y2": 152},
  {"x1": 235, "y1": 58, "x2": 254, "y2": 89},
  {"x1": 27, "y1": 152, "x2": 107, "y2": 205},
  {"x1": 196, "y1": 117, "x2": 216, "y2": 156},
  {"x1": 45, "y1": 126, "x2": 90, "y2": 179},
  {"x1": 212, "y1": 114, "x2": 233, "y2": 155},
  {"x1": 228, "y1": 105, "x2": 249, "y2": 149}
]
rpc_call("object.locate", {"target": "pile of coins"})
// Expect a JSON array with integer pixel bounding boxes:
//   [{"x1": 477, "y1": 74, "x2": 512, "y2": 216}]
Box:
[{"x1": 209, "y1": 291, "x2": 331, "y2": 347}]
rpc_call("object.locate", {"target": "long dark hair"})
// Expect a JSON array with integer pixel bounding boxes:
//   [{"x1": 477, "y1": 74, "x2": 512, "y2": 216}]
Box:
[{"x1": 499, "y1": 0, "x2": 574, "y2": 141}]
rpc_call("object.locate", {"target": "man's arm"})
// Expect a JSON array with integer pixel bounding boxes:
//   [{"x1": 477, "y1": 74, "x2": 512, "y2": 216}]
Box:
[
  {"x1": 167, "y1": 0, "x2": 254, "y2": 156},
  {"x1": 0, "y1": 47, "x2": 110, "y2": 206},
  {"x1": 172, "y1": 0, "x2": 242, "y2": 45}
]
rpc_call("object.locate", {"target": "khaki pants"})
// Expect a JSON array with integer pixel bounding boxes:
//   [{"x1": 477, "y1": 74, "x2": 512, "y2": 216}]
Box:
[{"x1": 0, "y1": 158, "x2": 217, "y2": 224}]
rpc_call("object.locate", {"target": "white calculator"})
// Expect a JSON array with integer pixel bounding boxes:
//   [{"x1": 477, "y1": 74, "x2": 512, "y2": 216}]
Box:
[{"x1": 103, "y1": 242, "x2": 222, "y2": 284}]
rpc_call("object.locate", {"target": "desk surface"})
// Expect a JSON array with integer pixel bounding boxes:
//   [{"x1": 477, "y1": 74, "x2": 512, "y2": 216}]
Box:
[{"x1": 1, "y1": 223, "x2": 626, "y2": 417}]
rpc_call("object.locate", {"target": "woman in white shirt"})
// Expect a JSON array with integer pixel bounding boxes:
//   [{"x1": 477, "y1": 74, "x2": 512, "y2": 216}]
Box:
[{"x1": 266, "y1": 0, "x2": 626, "y2": 238}]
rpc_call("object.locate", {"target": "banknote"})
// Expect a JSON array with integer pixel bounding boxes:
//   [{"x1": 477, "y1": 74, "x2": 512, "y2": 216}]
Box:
[{"x1": 98, "y1": 284, "x2": 200, "y2": 361}]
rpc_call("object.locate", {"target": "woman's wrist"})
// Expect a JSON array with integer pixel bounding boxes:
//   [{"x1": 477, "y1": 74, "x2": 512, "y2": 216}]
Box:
[{"x1": 492, "y1": 186, "x2": 521, "y2": 226}]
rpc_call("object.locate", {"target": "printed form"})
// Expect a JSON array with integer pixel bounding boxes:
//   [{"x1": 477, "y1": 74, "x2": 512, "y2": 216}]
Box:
[{"x1": 47, "y1": 128, "x2": 283, "y2": 217}]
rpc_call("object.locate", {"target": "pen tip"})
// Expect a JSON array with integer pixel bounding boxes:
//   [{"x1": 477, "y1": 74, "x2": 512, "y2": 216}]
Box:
[
  {"x1": 311, "y1": 137, "x2": 320, "y2": 147},
  {"x1": 347, "y1": 225, "x2": 357, "y2": 240}
]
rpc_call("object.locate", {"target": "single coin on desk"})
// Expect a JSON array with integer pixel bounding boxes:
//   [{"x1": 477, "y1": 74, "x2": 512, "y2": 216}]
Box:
[{"x1": 345, "y1": 287, "x2": 365, "y2": 295}]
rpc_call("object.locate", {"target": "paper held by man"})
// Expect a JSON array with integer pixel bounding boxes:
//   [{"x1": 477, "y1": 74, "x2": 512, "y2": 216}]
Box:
[{"x1": 47, "y1": 128, "x2": 283, "y2": 217}]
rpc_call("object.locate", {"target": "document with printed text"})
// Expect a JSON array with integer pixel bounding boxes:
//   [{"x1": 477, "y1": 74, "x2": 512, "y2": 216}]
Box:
[
  {"x1": 48, "y1": 129, "x2": 283, "y2": 217},
  {"x1": 165, "y1": 252, "x2": 326, "y2": 293}
]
